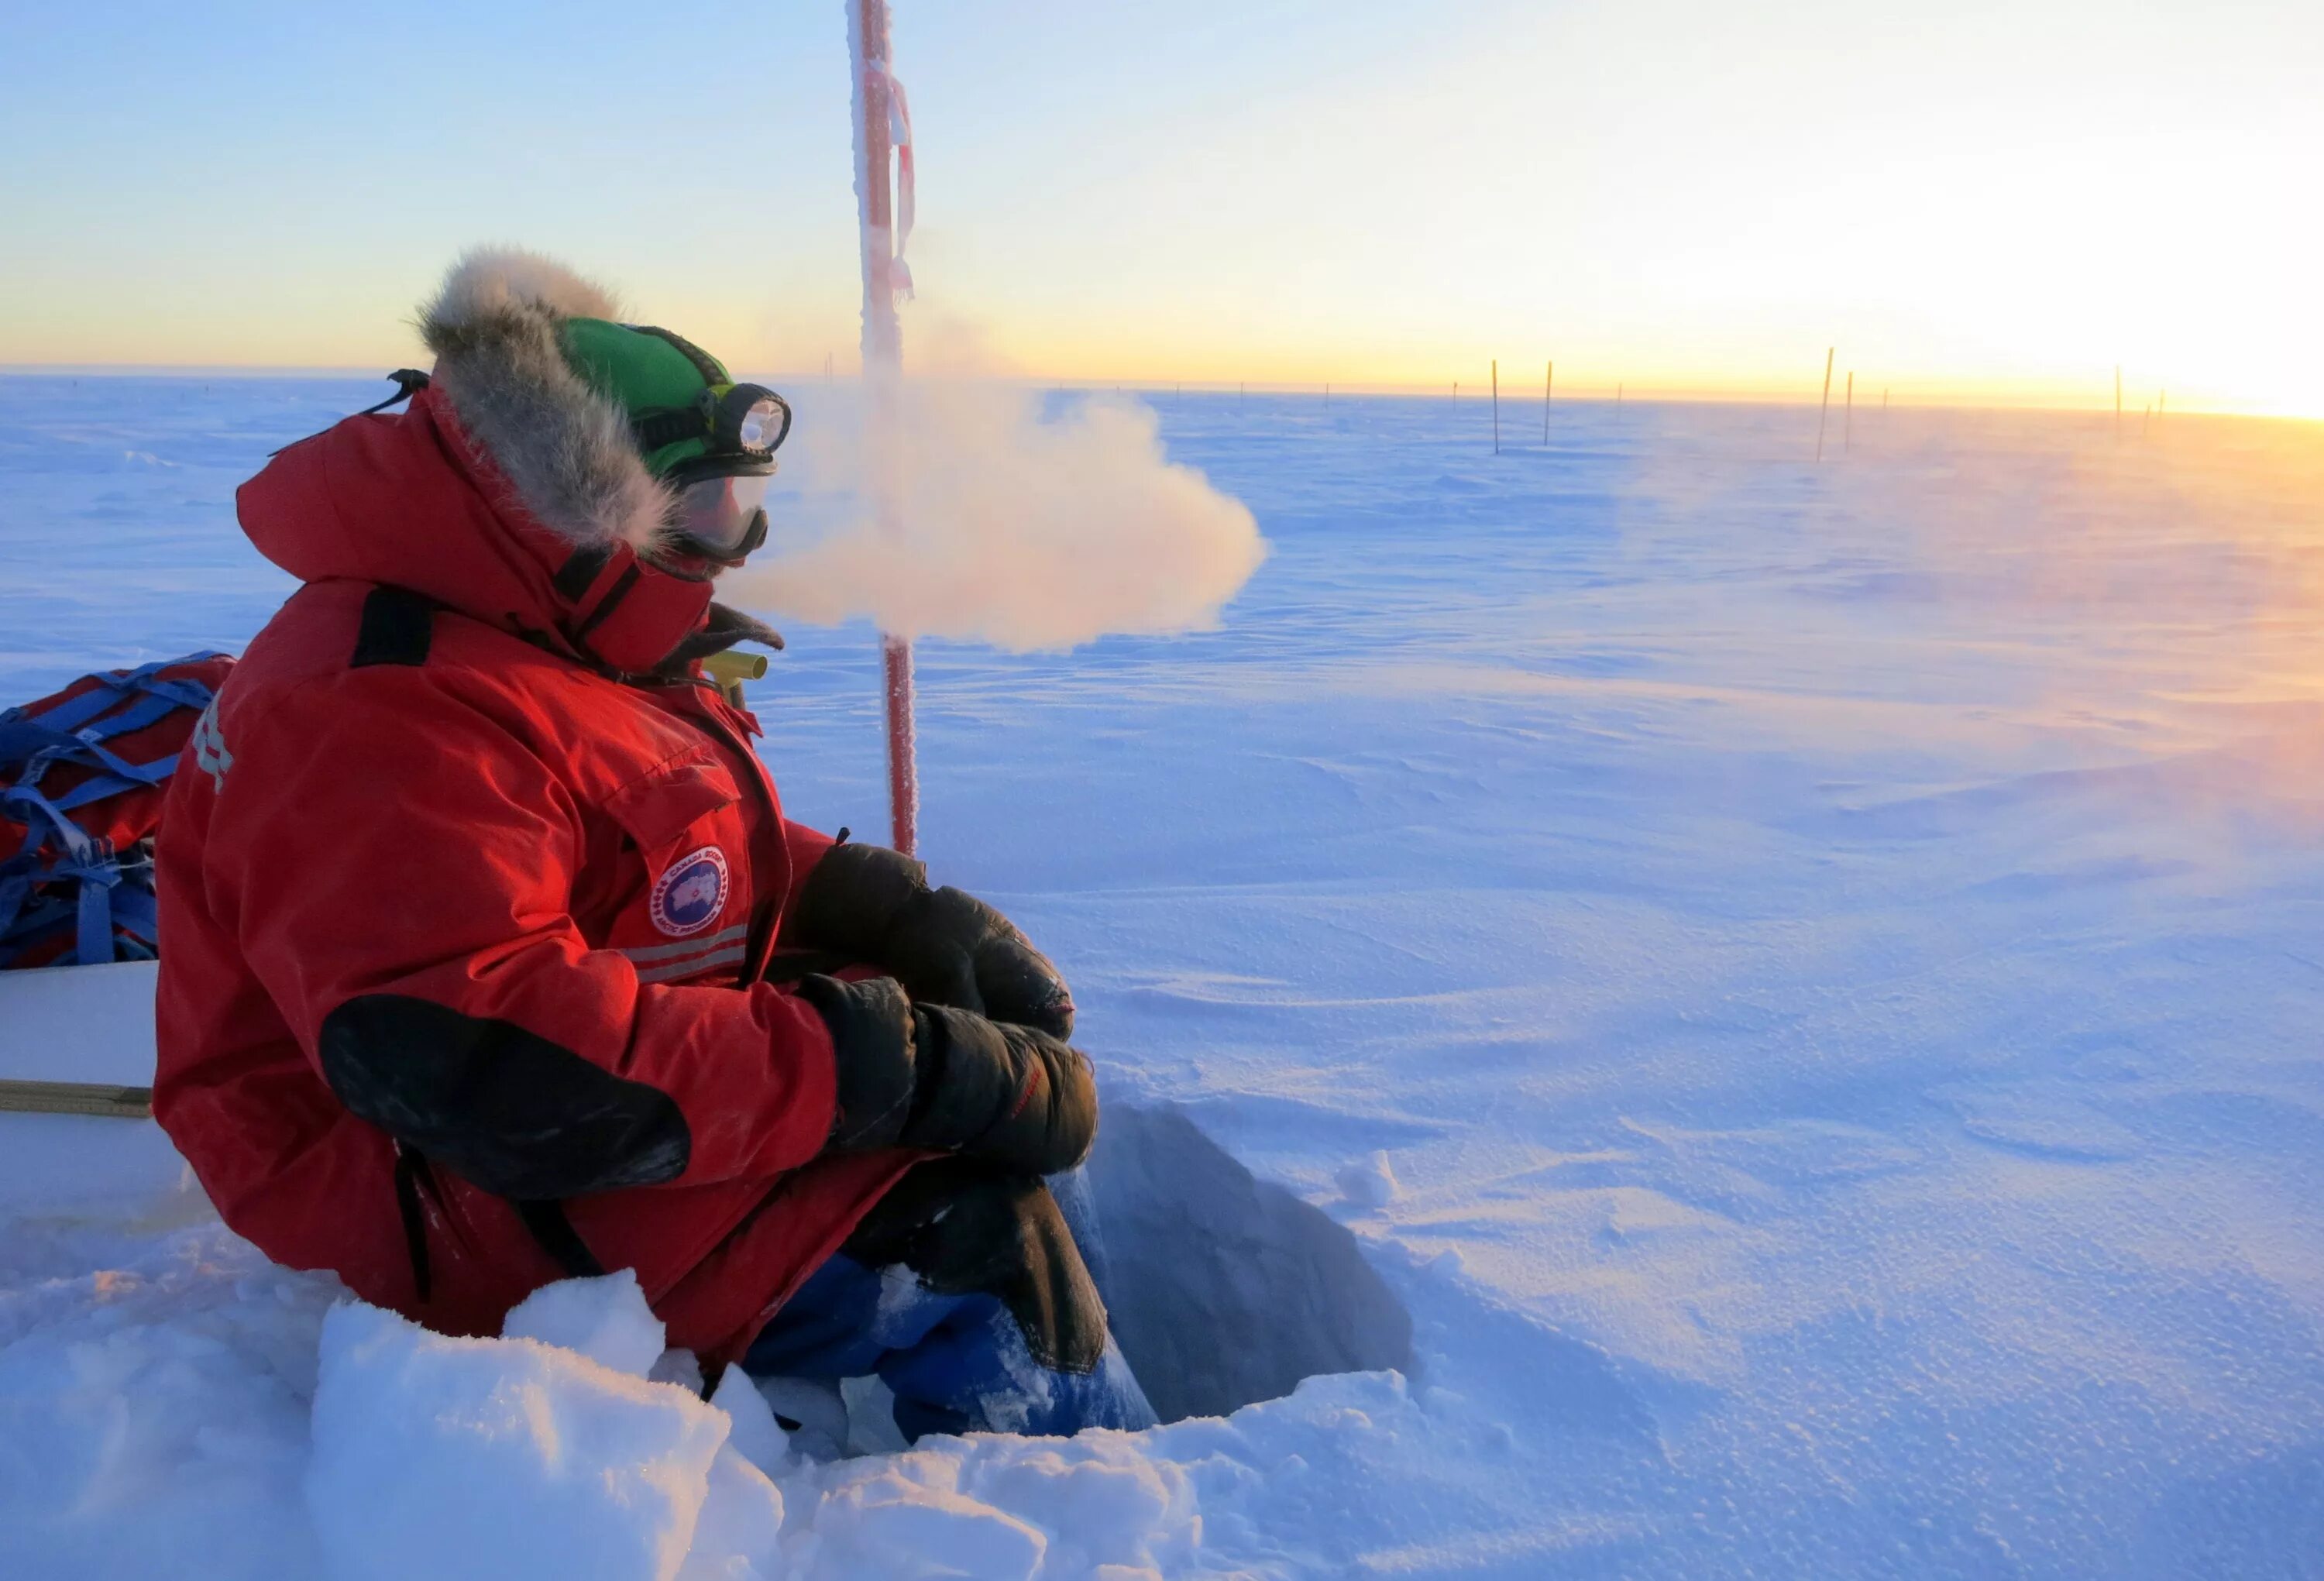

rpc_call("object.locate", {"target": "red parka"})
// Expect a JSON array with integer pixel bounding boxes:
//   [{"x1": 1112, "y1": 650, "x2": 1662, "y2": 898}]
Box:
[{"x1": 153, "y1": 376, "x2": 916, "y2": 1363}]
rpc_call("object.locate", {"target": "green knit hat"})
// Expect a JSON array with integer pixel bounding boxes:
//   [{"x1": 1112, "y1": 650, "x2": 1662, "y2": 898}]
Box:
[{"x1": 559, "y1": 318, "x2": 788, "y2": 481}]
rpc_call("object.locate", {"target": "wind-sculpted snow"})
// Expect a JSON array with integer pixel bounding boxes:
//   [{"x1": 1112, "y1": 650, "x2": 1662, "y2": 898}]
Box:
[{"x1": 4, "y1": 379, "x2": 2324, "y2": 1575}]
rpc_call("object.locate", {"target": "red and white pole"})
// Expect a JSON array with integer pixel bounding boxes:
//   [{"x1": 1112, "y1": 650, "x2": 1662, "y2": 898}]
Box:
[{"x1": 849, "y1": 0, "x2": 919, "y2": 854}]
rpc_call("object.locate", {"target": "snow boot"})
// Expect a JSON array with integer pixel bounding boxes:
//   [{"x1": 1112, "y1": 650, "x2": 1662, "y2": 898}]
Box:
[{"x1": 742, "y1": 1157, "x2": 1158, "y2": 1441}]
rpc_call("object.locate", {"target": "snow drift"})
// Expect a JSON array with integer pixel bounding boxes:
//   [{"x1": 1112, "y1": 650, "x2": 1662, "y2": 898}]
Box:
[{"x1": 8, "y1": 380, "x2": 2324, "y2": 1576}]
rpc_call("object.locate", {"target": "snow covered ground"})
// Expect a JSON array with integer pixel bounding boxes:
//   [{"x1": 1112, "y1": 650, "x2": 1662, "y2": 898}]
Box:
[{"x1": 4, "y1": 375, "x2": 2322, "y2": 1577}]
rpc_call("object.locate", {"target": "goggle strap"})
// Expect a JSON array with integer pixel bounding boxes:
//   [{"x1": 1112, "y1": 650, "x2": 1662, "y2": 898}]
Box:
[{"x1": 631, "y1": 407, "x2": 706, "y2": 452}]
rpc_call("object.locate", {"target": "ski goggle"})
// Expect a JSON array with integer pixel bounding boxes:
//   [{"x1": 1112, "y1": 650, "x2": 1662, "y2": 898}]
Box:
[{"x1": 673, "y1": 471, "x2": 772, "y2": 559}]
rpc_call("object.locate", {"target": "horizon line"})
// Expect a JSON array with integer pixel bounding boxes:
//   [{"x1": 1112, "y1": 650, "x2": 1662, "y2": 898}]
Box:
[{"x1": 0, "y1": 364, "x2": 2310, "y2": 422}]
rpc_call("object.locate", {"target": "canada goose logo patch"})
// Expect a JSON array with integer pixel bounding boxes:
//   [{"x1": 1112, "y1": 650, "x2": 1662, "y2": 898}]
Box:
[{"x1": 650, "y1": 847, "x2": 730, "y2": 937}]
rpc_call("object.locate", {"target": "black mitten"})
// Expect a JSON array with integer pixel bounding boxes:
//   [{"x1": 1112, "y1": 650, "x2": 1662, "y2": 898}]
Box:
[
  {"x1": 792, "y1": 974, "x2": 1095, "y2": 1173},
  {"x1": 902, "y1": 1004, "x2": 1097, "y2": 1176},
  {"x1": 792, "y1": 974, "x2": 917, "y2": 1149},
  {"x1": 789, "y1": 844, "x2": 1074, "y2": 1036}
]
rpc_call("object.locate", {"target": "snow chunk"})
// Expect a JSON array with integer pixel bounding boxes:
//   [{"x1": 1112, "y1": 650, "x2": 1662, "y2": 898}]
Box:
[
  {"x1": 709, "y1": 1363, "x2": 792, "y2": 1479},
  {"x1": 502, "y1": 1270, "x2": 665, "y2": 1377},
  {"x1": 304, "y1": 1301, "x2": 727, "y2": 1581},
  {"x1": 777, "y1": 1421, "x2": 1212, "y2": 1579},
  {"x1": 1336, "y1": 1150, "x2": 1402, "y2": 1211},
  {"x1": 650, "y1": 1346, "x2": 707, "y2": 1395},
  {"x1": 804, "y1": 1470, "x2": 1048, "y2": 1580},
  {"x1": 752, "y1": 1374, "x2": 850, "y2": 1462},
  {"x1": 676, "y1": 1446, "x2": 786, "y2": 1581}
]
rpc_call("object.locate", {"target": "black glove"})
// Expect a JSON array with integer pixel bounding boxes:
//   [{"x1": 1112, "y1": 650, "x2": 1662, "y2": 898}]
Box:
[
  {"x1": 796, "y1": 974, "x2": 1097, "y2": 1175},
  {"x1": 789, "y1": 844, "x2": 1074, "y2": 1037}
]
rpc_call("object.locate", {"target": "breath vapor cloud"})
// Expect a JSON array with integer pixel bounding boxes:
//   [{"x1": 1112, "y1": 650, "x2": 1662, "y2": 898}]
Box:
[{"x1": 725, "y1": 382, "x2": 1266, "y2": 652}]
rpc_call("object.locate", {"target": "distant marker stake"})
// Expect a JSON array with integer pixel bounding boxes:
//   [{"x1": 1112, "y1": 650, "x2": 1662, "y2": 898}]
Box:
[
  {"x1": 1491, "y1": 359, "x2": 1500, "y2": 454},
  {"x1": 1816, "y1": 347, "x2": 1834, "y2": 462}
]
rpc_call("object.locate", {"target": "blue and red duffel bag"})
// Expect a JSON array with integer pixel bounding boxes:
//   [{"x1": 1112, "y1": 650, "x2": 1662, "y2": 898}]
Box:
[{"x1": 1, "y1": 653, "x2": 235, "y2": 969}]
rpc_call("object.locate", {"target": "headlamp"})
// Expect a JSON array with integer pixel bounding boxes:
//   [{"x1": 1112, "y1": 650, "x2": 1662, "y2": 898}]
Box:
[
  {"x1": 712, "y1": 384, "x2": 792, "y2": 459},
  {"x1": 628, "y1": 383, "x2": 794, "y2": 465},
  {"x1": 625, "y1": 371, "x2": 792, "y2": 567}
]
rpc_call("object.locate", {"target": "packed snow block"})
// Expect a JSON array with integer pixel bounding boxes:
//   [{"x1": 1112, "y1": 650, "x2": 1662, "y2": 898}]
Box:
[
  {"x1": 0, "y1": 959, "x2": 199, "y2": 1221},
  {"x1": 782, "y1": 1434, "x2": 1205, "y2": 1579},
  {"x1": 968, "y1": 1444, "x2": 1199, "y2": 1574},
  {"x1": 1086, "y1": 1103, "x2": 1414, "y2": 1424},
  {"x1": 752, "y1": 1373, "x2": 851, "y2": 1463},
  {"x1": 707, "y1": 1363, "x2": 792, "y2": 1479},
  {"x1": 675, "y1": 1443, "x2": 786, "y2": 1581},
  {"x1": 305, "y1": 1301, "x2": 730, "y2": 1581},
  {"x1": 502, "y1": 1269, "x2": 666, "y2": 1377},
  {"x1": 801, "y1": 1470, "x2": 1048, "y2": 1581},
  {"x1": 1336, "y1": 1149, "x2": 1402, "y2": 1210}
]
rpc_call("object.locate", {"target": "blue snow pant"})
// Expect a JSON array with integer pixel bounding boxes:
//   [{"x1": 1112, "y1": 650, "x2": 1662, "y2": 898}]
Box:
[{"x1": 742, "y1": 1157, "x2": 1158, "y2": 1442}]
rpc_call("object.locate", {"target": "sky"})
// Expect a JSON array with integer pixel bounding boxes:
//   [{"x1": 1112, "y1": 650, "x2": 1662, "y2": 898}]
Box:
[{"x1": 2, "y1": 0, "x2": 2319, "y2": 414}]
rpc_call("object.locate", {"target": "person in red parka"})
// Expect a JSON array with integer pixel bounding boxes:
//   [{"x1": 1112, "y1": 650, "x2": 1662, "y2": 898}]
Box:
[{"x1": 153, "y1": 248, "x2": 1156, "y2": 1441}]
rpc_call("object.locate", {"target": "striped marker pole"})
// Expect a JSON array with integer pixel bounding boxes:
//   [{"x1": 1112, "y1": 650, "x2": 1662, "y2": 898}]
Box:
[{"x1": 851, "y1": 0, "x2": 920, "y2": 853}]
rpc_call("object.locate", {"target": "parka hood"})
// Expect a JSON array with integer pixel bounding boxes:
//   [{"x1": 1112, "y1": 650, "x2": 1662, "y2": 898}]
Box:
[
  {"x1": 230, "y1": 250, "x2": 790, "y2": 676},
  {"x1": 237, "y1": 378, "x2": 720, "y2": 679},
  {"x1": 418, "y1": 247, "x2": 677, "y2": 557}
]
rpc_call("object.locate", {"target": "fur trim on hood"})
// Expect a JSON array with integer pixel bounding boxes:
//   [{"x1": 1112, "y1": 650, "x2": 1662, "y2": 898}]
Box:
[{"x1": 419, "y1": 247, "x2": 674, "y2": 554}]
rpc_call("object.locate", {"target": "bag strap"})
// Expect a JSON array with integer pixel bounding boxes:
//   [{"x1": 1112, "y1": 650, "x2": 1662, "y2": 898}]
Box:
[
  {"x1": 0, "y1": 844, "x2": 154, "y2": 967},
  {"x1": 109, "y1": 871, "x2": 160, "y2": 958},
  {"x1": 0, "y1": 857, "x2": 39, "y2": 957},
  {"x1": 4, "y1": 696, "x2": 188, "y2": 786},
  {"x1": 2, "y1": 655, "x2": 228, "y2": 847},
  {"x1": 2, "y1": 654, "x2": 224, "y2": 741},
  {"x1": 0, "y1": 653, "x2": 225, "y2": 968},
  {"x1": 66, "y1": 847, "x2": 118, "y2": 966},
  {"x1": 0, "y1": 857, "x2": 98, "y2": 965},
  {"x1": 0, "y1": 658, "x2": 225, "y2": 792},
  {"x1": 2, "y1": 781, "x2": 99, "y2": 861}
]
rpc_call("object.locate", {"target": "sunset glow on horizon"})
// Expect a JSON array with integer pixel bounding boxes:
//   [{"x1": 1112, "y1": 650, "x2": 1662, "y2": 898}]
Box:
[{"x1": 4, "y1": 2, "x2": 2319, "y2": 418}]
